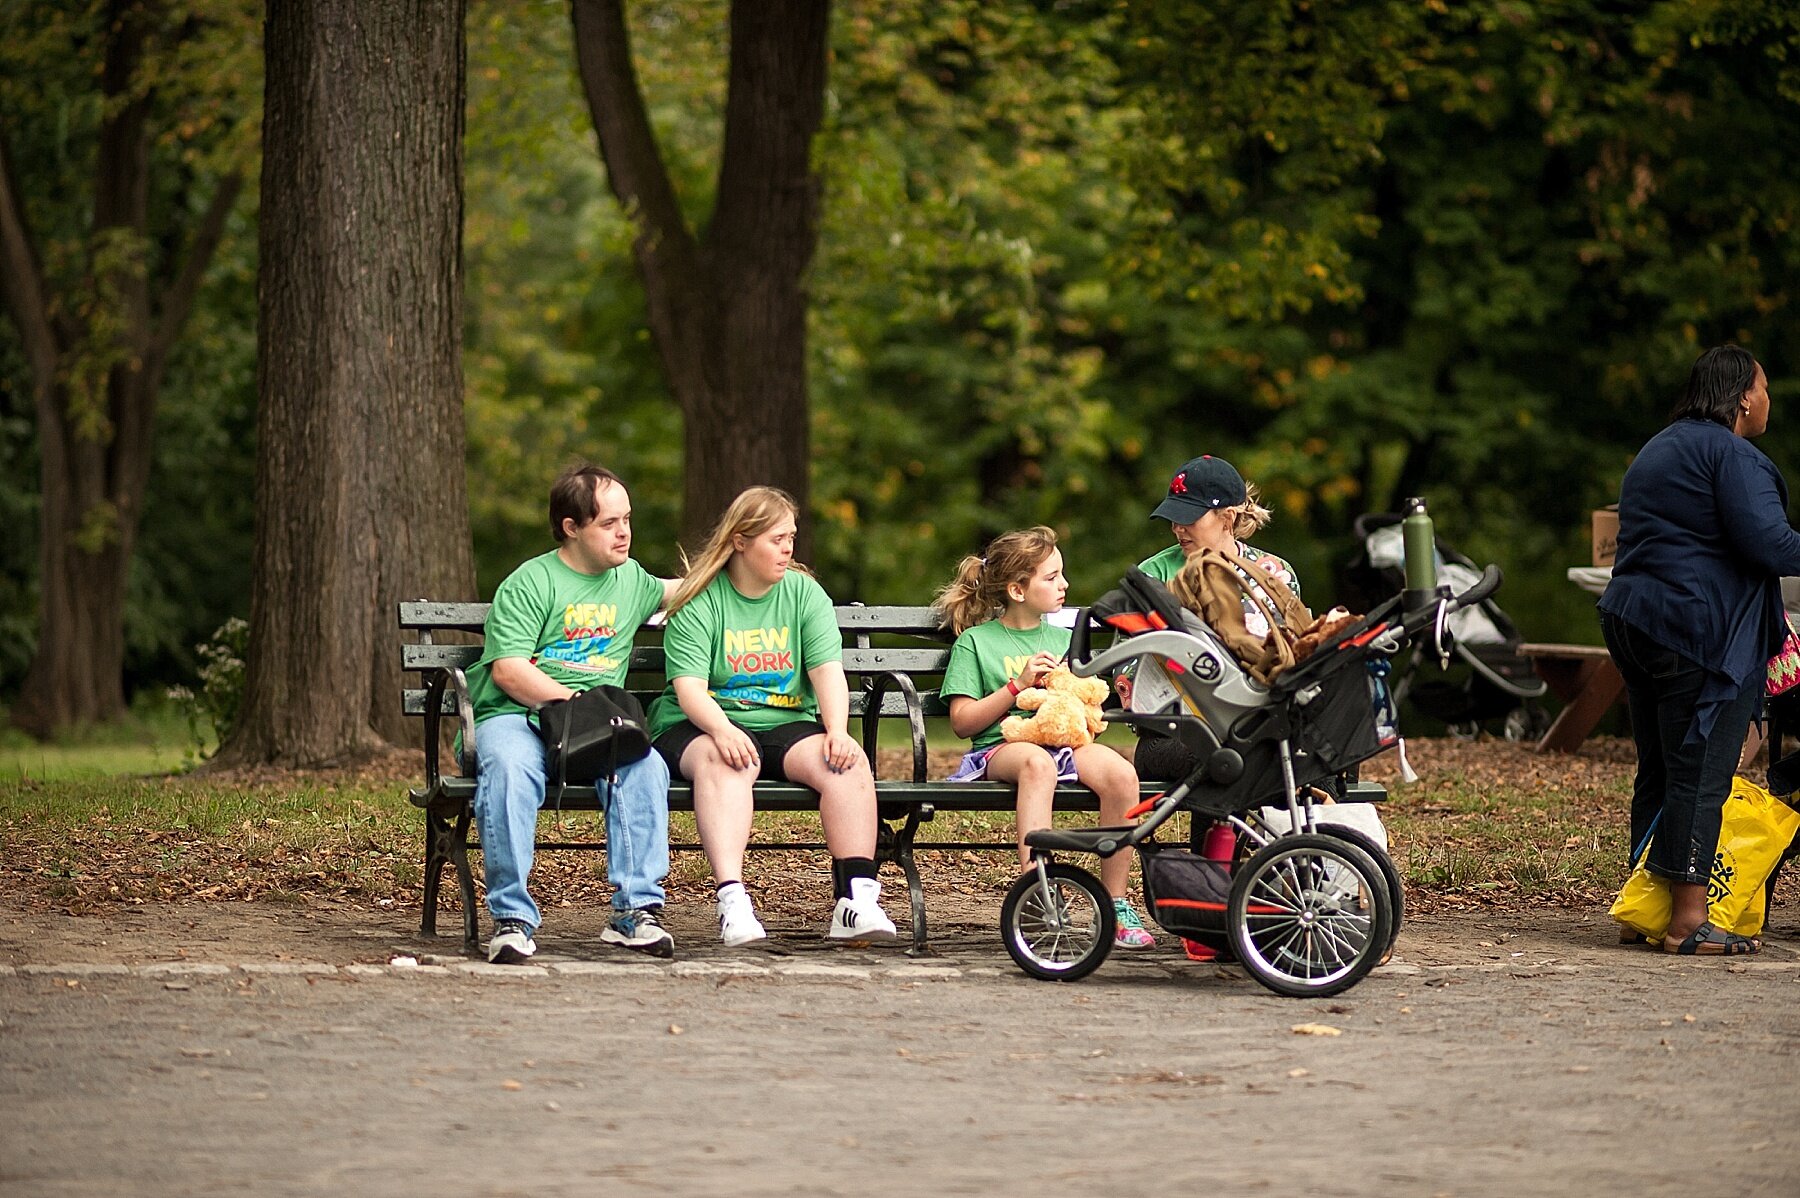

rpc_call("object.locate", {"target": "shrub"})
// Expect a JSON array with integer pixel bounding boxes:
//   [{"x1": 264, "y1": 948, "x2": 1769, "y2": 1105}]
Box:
[{"x1": 166, "y1": 616, "x2": 248, "y2": 760}]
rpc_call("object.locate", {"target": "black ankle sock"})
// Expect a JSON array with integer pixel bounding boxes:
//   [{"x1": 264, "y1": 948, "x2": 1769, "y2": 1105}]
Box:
[{"x1": 832, "y1": 856, "x2": 877, "y2": 900}]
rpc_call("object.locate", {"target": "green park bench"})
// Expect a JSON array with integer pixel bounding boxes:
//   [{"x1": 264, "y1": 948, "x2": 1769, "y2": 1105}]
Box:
[{"x1": 399, "y1": 601, "x2": 1166, "y2": 956}]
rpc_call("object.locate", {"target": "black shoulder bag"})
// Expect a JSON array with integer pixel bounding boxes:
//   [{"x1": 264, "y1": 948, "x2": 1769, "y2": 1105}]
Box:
[{"x1": 532, "y1": 685, "x2": 653, "y2": 816}]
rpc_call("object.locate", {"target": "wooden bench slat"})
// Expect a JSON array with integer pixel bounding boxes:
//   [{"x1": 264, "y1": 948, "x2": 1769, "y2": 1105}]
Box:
[
  {"x1": 398, "y1": 600, "x2": 489, "y2": 631},
  {"x1": 1518, "y1": 642, "x2": 1612, "y2": 661},
  {"x1": 403, "y1": 688, "x2": 949, "y2": 718},
  {"x1": 402, "y1": 642, "x2": 952, "y2": 675}
]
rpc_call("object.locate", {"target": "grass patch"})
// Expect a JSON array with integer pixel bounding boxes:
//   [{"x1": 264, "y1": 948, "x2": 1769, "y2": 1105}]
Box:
[
  {"x1": 1374, "y1": 739, "x2": 1636, "y2": 906},
  {"x1": 0, "y1": 695, "x2": 207, "y2": 781}
]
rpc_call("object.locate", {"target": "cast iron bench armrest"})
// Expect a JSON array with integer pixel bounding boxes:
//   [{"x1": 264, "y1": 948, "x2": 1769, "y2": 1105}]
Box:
[
  {"x1": 861, "y1": 669, "x2": 929, "y2": 783},
  {"x1": 419, "y1": 665, "x2": 476, "y2": 793}
]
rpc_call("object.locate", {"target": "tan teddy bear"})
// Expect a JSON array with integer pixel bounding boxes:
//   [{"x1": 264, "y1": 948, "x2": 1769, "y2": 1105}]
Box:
[{"x1": 1001, "y1": 665, "x2": 1110, "y2": 749}]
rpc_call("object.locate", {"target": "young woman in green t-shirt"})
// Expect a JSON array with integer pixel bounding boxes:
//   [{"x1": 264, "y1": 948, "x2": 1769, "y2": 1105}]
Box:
[
  {"x1": 933, "y1": 526, "x2": 1155, "y2": 950},
  {"x1": 648, "y1": 487, "x2": 896, "y2": 948}
]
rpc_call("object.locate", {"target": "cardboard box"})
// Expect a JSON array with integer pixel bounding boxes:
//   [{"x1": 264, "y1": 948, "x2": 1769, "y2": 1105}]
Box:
[{"x1": 1592, "y1": 505, "x2": 1619, "y2": 567}]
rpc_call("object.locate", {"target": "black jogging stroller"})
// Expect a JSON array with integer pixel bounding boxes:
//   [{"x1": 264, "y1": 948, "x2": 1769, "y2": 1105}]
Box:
[
  {"x1": 998, "y1": 563, "x2": 1503, "y2": 997},
  {"x1": 1337, "y1": 513, "x2": 1547, "y2": 740}
]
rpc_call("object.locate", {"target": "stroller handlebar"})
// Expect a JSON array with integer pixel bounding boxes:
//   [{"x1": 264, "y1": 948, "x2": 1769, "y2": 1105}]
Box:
[
  {"x1": 1453, "y1": 563, "x2": 1503, "y2": 611},
  {"x1": 1398, "y1": 563, "x2": 1504, "y2": 643}
]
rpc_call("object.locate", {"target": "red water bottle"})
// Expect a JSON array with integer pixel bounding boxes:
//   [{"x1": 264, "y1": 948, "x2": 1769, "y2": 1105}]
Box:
[
  {"x1": 1184, "y1": 822, "x2": 1237, "y2": 963},
  {"x1": 1201, "y1": 821, "x2": 1235, "y2": 863}
]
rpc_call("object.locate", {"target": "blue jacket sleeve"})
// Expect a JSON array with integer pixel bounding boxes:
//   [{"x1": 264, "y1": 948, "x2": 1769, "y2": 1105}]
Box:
[{"x1": 1717, "y1": 447, "x2": 1800, "y2": 578}]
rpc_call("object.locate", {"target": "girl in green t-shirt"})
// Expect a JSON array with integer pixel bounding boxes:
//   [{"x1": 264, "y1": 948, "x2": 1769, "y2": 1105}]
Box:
[
  {"x1": 934, "y1": 526, "x2": 1155, "y2": 950},
  {"x1": 648, "y1": 486, "x2": 896, "y2": 948}
]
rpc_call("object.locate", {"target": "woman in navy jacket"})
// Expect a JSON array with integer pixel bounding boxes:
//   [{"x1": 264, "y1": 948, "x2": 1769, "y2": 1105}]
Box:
[{"x1": 1599, "y1": 345, "x2": 1800, "y2": 955}]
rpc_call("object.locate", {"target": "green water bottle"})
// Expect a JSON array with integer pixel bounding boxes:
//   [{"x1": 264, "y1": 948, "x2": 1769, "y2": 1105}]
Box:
[{"x1": 1401, "y1": 497, "x2": 1438, "y2": 609}]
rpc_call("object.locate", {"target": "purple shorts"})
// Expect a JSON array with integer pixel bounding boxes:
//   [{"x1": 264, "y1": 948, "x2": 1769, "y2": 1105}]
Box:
[{"x1": 946, "y1": 743, "x2": 1080, "y2": 783}]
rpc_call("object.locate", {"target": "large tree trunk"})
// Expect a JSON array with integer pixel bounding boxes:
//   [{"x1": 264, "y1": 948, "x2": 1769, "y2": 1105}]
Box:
[
  {"x1": 570, "y1": 0, "x2": 828, "y2": 556},
  {"x1": 0, "y1": 1, "x2": 243, "y2": 738},
  {"x1": 217, "y1": 0, "x2": 473, "y2": 768}
]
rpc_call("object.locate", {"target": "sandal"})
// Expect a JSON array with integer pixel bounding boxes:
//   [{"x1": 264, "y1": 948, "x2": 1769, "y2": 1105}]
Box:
[
  {"x1": 1619, "y1": 928, "x2": 1651, "y2": 946},
  {"x1": 1663, "y1": 921, "x2": 1761, "y2": 956}
]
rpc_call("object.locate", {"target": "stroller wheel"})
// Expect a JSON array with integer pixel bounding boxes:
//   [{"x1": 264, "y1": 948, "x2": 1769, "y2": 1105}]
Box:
[
  {"x1": 1000, "y1": 862, "x2": 1115, "y2": 982},
  {"x1": 1502, "y1": 703, "x2": 1551, "y2": 743},
  {"x1": 1309, "y1": 825, "x2": 1404, "y2": 962},
  {"x1": 1446, "y1": 720, "x2": 1482, "y2": 741},
  {"x1": 1226, "y1": 834, "x2": 1393, "y2": 998}
]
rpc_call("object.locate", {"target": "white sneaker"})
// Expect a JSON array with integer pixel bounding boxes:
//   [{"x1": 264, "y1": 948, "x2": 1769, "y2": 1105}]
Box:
[
  {"x1": 600, "y1": 907, "x2": 675, "y2": 959},
  {"x1": 716, "y1": 884, "x2": 767, "y2": 947},
  {"x1": 487, "y1": 919, "x2": 537, "y2": 965},
  {"x1": 828, "y1": 877, "x2": 898, "y2": 941}
]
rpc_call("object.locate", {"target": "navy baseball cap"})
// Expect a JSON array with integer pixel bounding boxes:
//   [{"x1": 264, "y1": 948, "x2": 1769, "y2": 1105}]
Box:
[{"x1": 1151, "y1": 456, "x2": 1247, "y2": 523}]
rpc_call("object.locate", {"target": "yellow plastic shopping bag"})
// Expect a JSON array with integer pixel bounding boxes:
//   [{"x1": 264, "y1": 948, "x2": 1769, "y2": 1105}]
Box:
[{"x1": 1610, "y1": 776, "x2": 1800, "y2": 941}]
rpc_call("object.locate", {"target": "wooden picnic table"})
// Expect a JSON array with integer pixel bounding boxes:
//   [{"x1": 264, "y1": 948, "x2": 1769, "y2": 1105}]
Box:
[{"x1": 1517, "y1": 642, "x2": 1625, "y2": 754}]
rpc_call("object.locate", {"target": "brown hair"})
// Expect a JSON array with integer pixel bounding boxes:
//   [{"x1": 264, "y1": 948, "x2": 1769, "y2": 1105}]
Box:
[
  {"x1": 548, "y1": 463, "x2": 624, "y2": 542},
  {"x1": 932, "y1": 526, "x2": 1059, "y2": 634},
  {"x1": 665, "y1": 486, "x2": 802, "y2": 616}
]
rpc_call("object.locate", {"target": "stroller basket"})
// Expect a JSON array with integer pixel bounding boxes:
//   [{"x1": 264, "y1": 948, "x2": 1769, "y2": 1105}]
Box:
[{"x1": 1140, "y1": 845, "x2": 1233, "y2": 952}]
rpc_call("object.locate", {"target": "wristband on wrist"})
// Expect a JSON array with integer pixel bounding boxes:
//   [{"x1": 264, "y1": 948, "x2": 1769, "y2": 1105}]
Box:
[{"x1": 1005, "y1": 678, "x2": 1021, "y2": 697}]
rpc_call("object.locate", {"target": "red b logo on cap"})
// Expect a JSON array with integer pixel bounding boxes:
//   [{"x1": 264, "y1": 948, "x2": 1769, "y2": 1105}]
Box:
[{"x1": 1169, "y1": 473, "x2": 1187, "y2": 495}]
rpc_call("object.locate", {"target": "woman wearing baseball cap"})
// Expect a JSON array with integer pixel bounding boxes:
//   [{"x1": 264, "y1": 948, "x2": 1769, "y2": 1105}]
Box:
[
  {"x1": 1127, "y1": 456, "x2": 1306, "y2": 785},
  {"x1": 1136, "y1": 454, "x2": 1303, "y2": 623}
]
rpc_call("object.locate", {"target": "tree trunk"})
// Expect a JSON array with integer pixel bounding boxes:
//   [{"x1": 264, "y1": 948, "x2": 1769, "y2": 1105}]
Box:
[
  {"x1": 570, "y1": 0, "x2": 828, "y2": 557},
  {"x1": 0, "y1": 1, "x2": 243, "y2": 738},
  {"x1": 217, "y1": 0, "x2": 473, "y2": 768}
]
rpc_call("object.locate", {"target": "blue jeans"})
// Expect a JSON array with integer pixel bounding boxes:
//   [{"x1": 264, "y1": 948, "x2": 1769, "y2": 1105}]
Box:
[
  {"x1": 1600, "y1": 612, "x2": 1761, "y2": 885},
  {"x1": 472, "y1": 712, "x2": 670, "y2": 929}
]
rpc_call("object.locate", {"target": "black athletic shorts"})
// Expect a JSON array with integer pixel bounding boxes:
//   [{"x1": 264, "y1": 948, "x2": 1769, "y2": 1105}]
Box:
[{"x1": 653, "y1": 718, "x2": 829, "y2": 782}]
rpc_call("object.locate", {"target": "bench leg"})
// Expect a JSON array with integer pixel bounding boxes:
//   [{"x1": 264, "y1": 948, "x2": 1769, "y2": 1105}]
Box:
[
  {"x1": 449, "y1": 807, "x2": 480, "y2": 953},
  {"x1": 421, "y1": 810, "x2": 453, "y2": 938},
  {"x1": 878, "y1": 809, "x2": 935, "y2": 958}
]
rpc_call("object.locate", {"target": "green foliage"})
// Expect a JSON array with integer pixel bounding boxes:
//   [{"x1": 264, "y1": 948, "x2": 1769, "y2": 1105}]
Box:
[
  {"x1": 0, "y1": 0, "x2": 260, "y2": 699},
  {"x1": 461, "y1": 0, "x2": 711, "y2": 586},
  {"x1": 11, "y1": 0, "x2": 1800, "y2": 725},
  {"x1": 164, "y1": 616, "x2": 248, "y2": 762}
]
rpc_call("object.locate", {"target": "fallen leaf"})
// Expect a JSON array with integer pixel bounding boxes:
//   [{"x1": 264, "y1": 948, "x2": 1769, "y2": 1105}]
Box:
[
  {"x1": 668, "y1": 1024, "x2": 684, "y2": 1036},
  {"x1": 1287, "y1": 1068, "x2": 1311, "y2": 1078},
  {"x1": 501, "y1": 1079, "x2": 523, "y2": 1091},
  {"x1": 1291, "y1": 1023, "x2": 1342, "y2": 1037}
]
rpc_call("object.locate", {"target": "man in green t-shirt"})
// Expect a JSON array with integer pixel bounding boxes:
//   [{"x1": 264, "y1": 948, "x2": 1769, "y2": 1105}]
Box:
[{"x1": 466, "y1": 464, "x2": 678, "y2": 964}]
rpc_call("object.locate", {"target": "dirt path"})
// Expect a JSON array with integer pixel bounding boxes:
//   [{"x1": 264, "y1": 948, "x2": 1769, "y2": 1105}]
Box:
[{"x1": 3, "y1": 900, "x2": 1799, "y2": 1197}]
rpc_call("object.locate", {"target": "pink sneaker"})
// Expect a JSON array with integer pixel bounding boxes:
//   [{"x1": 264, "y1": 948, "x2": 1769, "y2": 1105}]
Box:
[{"x1": 1112, "y1": 899, "x2": 1156, "y2": 949}]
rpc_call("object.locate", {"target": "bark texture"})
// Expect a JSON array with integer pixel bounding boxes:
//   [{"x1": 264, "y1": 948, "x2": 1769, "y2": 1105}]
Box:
[
  {"x1": 217, "y1": 0, "x2": 474, "y2": 767},
  {"x1": 0, "y1": 0, "x2": 243, "y2": 738},
  {"x1": 570, "y1": 0, "x2": 829, "y2": 556}
]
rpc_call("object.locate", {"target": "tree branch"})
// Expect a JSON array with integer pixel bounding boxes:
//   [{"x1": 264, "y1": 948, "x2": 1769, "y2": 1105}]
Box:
[
  {"x1": 147, "y1": 170, "x2": 243, "y2": 370},
  {"x1": 0, "y1": 131, "x2": 63, "y2": 395},
  {"x1": 569, "y1": 0, "x2": 699, "y2": 275}
]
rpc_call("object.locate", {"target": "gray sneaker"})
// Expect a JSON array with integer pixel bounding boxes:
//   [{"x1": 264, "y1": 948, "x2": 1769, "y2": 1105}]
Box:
[
  {"x1": 601, "y1": 907, "x2": 675, "y2": 959},
  {"x1": 487, "y1": 919, "x2": 537, "y2": 965}
]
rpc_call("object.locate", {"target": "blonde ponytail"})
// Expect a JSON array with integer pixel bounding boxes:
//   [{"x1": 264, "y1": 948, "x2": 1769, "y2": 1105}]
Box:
[{"x1": 931, "y1": 526, "x2": 1058, "y2": 635}]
